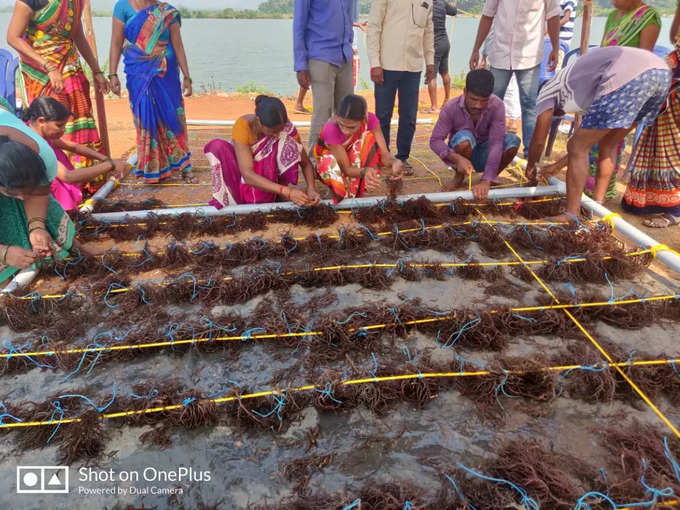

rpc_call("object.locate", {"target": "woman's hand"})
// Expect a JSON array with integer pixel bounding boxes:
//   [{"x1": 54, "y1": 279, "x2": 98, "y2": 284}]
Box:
[
  {"x1": 288, "y1": 187, "x2": 315, "y2": 206},
  {"x1": 109, "y1": 160, "x2": 128, "y2": 180},
  {"x1": 539, "y1": 161, "x2": 562, "y2": 179},
  {"x1": 364, "y1": 168, "x2": 382, "y2": 191},
  {"x1": 183, "y1": 77, "x2": 192, "y2": 97},
  {"x1": 48, "y1": 69, "x2": 65, "y2": 93},
  {"x1": 29, "y1": 228, "x2": 54, "y2": 259},
  {"x1": 109, "y1": 75, "x2": 122, "y2": 96},
  {"x1": 306, "y1": 186, "x2": 321, "y2": 205},
  {"x1": 93, "y1": 73, "x2": 110, "y2": 94},
  {"x1": 3, "y1": 246, "x2": 37, "y2": 269},
  {"x1": 390, "y1": 159, "x2": 405, "y2": 180}
]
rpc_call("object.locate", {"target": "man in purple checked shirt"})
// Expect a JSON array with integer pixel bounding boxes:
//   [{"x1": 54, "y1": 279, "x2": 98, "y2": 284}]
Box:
[
  {"x1": 429, "y1": 69, "x2": 520, "y2": 200},
  {"x1": 294, "y1": 0, "x2": 355, "y2": 152}
]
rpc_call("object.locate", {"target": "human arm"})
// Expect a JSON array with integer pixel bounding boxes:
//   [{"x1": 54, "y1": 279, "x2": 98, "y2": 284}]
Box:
[
  {"x1": 671, "y1": 2, "x2": 680, "y2": 43},
  {"x1": 429, "y1": 105, "x2": 458, "y2": 165},
  {"x1": 72, "y1": 20, "x2": 109, "y2": 94},
  {"x1": 6, "y1": 2, "x2": 65, "y2": 92},
  {"x1": 424, "y1": 3, "x2": 435, "y2": 82},
  {"x1": 293, "y1": 0, "x2": 311, "y2": 88},
  {"x1": 52, "y1": 138, "x2": 107, "y2": 162},
  {"x1": 470, "y1": 14, "x2": 494, "y2": 70},
  {"x1": 23, "y1": 193, "x2": 53, "y2": 258},
  {"x1": 299, "y1": 148, "x2": 321, "y2": 204},
  {"x1": 169, "y1": 22, "x2": 192, "y2": 96},
  {"x1": 560, "y1": 9, "x2": 572, "y2": 27},
  {"x1": 108, "y1": 6, "x2": 127, "y2": 95},
  {"x1": 55, "y1": 158, "x2": 126, "y2": 184},
  {"x1": 233, "y1": 139, "x2": 315, "y2": 206},
  {"x1": 371, "y1": 124, "x2": 404, "y2": 180},
  {"x1": 525, "y1": 109, "x2": 555, "y2": 181},
  {"x1": 481, "y1": 103, "x2": 506, "y2": 184},
  {"x1": 367, "y1": 0, "x2": 387, "y2": 84},
  {"x1": 639, "y1": 23, "x2": 661, "y2": 52},
  {"x1": 0, "y1": 243, "x2": 37, "y2": 269}
]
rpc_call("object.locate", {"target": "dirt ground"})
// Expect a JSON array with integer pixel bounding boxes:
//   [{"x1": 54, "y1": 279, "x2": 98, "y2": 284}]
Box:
[{"x1": 102, "y1": 86, "x2": 680, "y2": 254}]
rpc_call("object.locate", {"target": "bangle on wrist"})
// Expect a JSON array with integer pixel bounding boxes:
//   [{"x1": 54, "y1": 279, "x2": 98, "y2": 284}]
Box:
[
  {"x1": 360, "y1": 167, "x2": 367, "y2": 180},
  {"x1": 93, "y1": 70, "x2": 104, "y2": 76},
  {"x1": 29, "y1": 226, "x2": 47, "y2": 234},
  {"x1": 183, "y1": 76, "x2": 192, "y2": 84},
  {"x1": 1, "y1": 245, "x2": 8, "y2": 266},
  {"x1": 28, "y1": 217, "x2": 46, "y2": 226},
  {"x1": 104, "y1": 158, "x2": 115, "y2": 171},
  {"x1": 108, "y1": 73, "x2": 118, "y2": 79}
]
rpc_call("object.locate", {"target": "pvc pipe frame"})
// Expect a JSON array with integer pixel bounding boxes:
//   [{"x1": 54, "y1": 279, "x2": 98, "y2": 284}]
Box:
[
  {"x1": 186, "y1": 118, "x2": 434, "y2": 127},
  {"x1": 91, "y1": 183, "x2": 566, "y2": 223},
  {"x1": 548, "y1": 177, "x2": 680, "y2": 276},
  {"x1": 78, "y1": 153, "x2": 139, "y2": 215}
]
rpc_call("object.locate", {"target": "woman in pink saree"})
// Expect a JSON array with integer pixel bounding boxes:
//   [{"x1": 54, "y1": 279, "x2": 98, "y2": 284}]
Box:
[{"x1": 205, "y1": 96, "x2": 319, "y2": 208}]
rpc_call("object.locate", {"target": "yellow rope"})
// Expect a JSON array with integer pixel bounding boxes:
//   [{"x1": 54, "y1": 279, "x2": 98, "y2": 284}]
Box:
[
  {"x1": 2, "y1": 356, "x2": 679, "y2": 429},
  {"x1": 475, "y1": 207, "x2": 680, "y2": 440},
  {"x1": 3, "y1": 293, "x2": 677, "y2": 359},
  {"x1": 410, "y1": 155, "x2": 443, "y2": 187},
  {"x1": 11, "y1": 249, "x2": 653, "y2": 302}
]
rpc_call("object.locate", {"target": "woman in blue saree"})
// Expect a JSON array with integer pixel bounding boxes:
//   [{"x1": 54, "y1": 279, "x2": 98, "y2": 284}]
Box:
[{"x1": 108, "y1": 0, "x2": 194, "y2": 183}]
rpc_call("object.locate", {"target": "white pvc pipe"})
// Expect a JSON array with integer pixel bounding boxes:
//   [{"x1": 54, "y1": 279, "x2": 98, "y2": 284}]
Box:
[
  {"x1": 78, "y1": 153, "x2": 138, "y2": 215},
  {"x1": 1, "y1": 268, "x2": 39, "y2": 295},
  {"x1": 186, "y1": 118, "x2": 434, "y2": 127},
  {"x1": 548, "y1": 177, "x2": 680, "y2": 275},
  {"x1": 91, "y1": 183, "x2": 565, "y2": 223}
]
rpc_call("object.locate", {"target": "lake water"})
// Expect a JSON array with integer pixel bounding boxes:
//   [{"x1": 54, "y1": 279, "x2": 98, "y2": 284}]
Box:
[{"x1": 0, "y1": 14, "x2": 674, "y2": 95}]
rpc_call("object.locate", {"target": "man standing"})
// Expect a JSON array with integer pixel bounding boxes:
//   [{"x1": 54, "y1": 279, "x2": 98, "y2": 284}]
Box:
[
  {"x1": 469, "y1": 0, "x2": 561, "y2": 158},
  {"x1": 559, "y1": 0, "x2": 578, "y2": 52},
  {"x1": 368, "y1": 0, "x2": 436, "y2": 173},
  {"x1": 430, "y1": 69, "x2": 520, "y2": 200},
  {"x1": 294, "y1": 0, "x2": 355, "y2": 150},
  {"x1": 426, "y1": 0, "x2": 458, "y2": 112}
]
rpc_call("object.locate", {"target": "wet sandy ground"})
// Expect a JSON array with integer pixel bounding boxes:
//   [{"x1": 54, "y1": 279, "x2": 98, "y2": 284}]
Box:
[{"x1": 1, "y1": 197, "x2": 680, "y2": 508}]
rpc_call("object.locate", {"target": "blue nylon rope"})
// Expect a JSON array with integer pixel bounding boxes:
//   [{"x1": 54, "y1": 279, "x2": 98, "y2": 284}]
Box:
[
  {"x1": 457, "y1": 462, "x2": 539, "y2": 510},
  {"x1": 0, "y1": 402, "x2": 22, "y2": 425},
  {"x1": 58, "y1": 382, "x2": 117, "y2": 413}
]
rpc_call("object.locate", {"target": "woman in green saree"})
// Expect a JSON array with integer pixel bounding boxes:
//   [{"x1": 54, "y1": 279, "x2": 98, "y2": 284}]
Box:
[{"x1": 0, "y1": 101, "x2": 79, "y2": 286}]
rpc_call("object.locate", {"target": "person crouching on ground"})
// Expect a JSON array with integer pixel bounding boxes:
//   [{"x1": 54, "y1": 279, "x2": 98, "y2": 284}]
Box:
[
  {"x1": 429, "y1": 69, "x2": 520, "y2": 200},
  {"x1": 23, "y1": 97, "x2": 127, "y2": 212},
  {"x1": 313, "y1": 94, "x2": 404, "y2": 203},
  {"x1": 205, "y1": 95, "x2": 320, "y2": 208},
  {"x1": 524, "y1": 46, "x2": 670, "y2": 223}
]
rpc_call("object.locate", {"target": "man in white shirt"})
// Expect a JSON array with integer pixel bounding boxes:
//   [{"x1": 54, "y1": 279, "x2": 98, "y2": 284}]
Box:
[
  {"x1": 469, "y1": 0, "x2": 561, "y2": 158},
  {"x1": 368, "y1": 0, "x2": 435, "y2": 171}
]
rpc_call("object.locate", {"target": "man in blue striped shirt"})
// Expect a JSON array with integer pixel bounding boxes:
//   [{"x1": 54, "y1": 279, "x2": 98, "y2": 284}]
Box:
[{"x1": 559, "y1": 0, "x2": 577, "y2": 47}]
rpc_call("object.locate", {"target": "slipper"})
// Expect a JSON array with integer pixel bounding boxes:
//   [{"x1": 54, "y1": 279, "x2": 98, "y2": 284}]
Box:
[
  {"x1": 294, "y1": 107, "x2": 312, "y2": 115},
  {"x1": 643, "y1": 213, "x2": 680, "y2": 228}
]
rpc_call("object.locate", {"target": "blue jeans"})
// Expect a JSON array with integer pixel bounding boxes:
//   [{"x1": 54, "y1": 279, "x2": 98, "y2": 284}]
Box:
[
  {"x1": 449, "y1": 130, "x2": 521, "y2": 173},
  {"x1": 490, "y1": 66, "x2": 540, "y2": 157},
  {"x1": 374, "y1": 70, "x2": 421, "y2": 161}
]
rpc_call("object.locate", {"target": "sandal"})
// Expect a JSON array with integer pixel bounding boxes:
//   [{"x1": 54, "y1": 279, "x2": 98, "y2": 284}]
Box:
[{"x1": 642, "y1": 213, "x2": 680, "y2": 228}]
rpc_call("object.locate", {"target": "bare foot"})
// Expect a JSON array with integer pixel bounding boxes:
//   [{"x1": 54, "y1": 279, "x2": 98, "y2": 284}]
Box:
[
  {"x1": 182, "y1": 171, "x2": 199, "y2": 184},
  {"x1": 294, "y1": 105, "x2": 311, "y2": 115},
  {"x1": 546, "y1": 213, "x2": 580, "y2": 224},
  {"x1": 422, "y1": 107, "x2": 439, "y2": 114}
]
